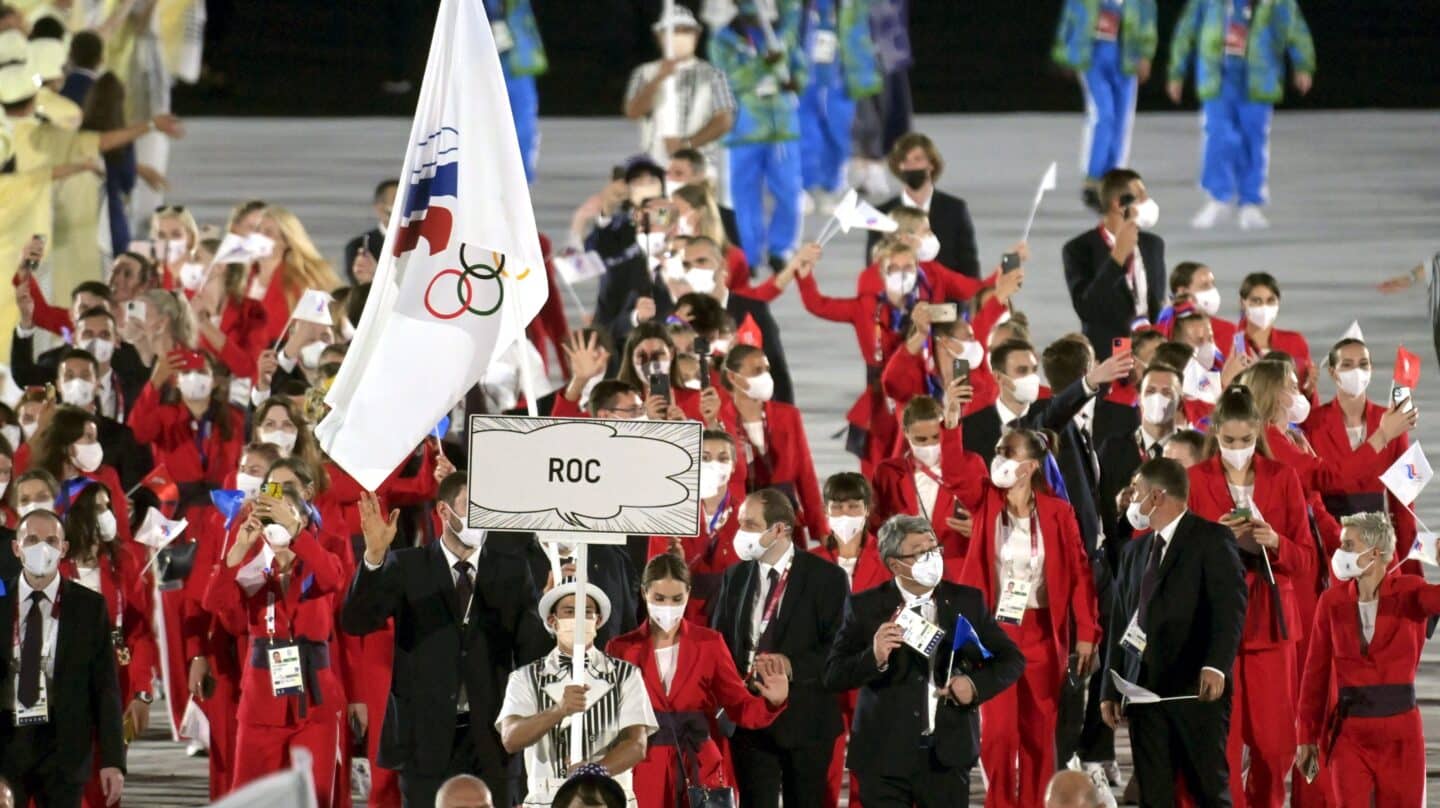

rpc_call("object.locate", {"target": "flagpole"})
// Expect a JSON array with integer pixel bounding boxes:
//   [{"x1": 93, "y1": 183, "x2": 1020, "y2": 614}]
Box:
[
  {"x1": 570, "y1": 541, "x2": 590, "y2": 766},
  {"x1": 504, "y1": 273, "x2": 541, "y2": 417}
]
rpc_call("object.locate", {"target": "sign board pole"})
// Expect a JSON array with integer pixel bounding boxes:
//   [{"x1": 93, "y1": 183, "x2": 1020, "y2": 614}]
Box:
[{"x1": 569, "y1": 541, "x2": 589, "y2": 765}]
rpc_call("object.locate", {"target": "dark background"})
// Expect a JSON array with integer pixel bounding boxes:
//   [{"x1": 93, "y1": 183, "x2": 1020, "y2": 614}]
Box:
[{"x1": 181, "y1": 0, "x2": 1440, "y2": 116}]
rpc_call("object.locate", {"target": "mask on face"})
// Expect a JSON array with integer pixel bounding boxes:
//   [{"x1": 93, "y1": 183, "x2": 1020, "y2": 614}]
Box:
[
  {"x1": 21, "y1": 541, "x2": 62, "y2": 578},
  {"x1": 830, "y1": 514, "x2": 865, "y2": 543},
  {"x1": 916, "y1": 234, "x2": 941, "y2": 262},
  {"x1": 884, "y1": 270, "x2": 918, "y2": 298},
  {"x1": 636, "y1": 230, "x2": 668, "y2": 256},
  {"x1": 1132, "y1": 198, "x2": 1160, "y2": 229},
  {"x1": 1336, "y1": 368, "x2": 1371, "y2": 397},
  {"x1": 1246, "y1": 304, "x2": 1280, "y2": 330},
  {"x1": 649, "y1": 603, "x2": 686, "y2": 633},
  {"x1": 18, "y1": 502, "x2": 46, "y2": 519},
  {"x1": 179, "y1": 262, "x2": 206, "y2": 292},
  {"x1": 1008, "y1": 373, "x2": 1041, "y2": 405},
  {"x1": 1141, "y1": 393, "x2": 1177, "y2": 426},
  {"x1": 908, "y1": 550, "x2": 943, "y2": 588},
  {"x1": 72, "y1": 442, "x2": 103, "y2": 473},
  {"x1": 1330, "y1": 548, "x2": 1375, "y2": 581},
  {"x1": 163, "y1": 238, "x2": 189, "y2": 264},
  {"x1": 685, "y1": 268, "x2": 717, "y2": 295},
  {"x1": 299, "y1": 340, "x2": 327, "y2": 370},
  {"x1": 700, "y1": 461, "x2": 732, "y2": 499},
  {"x1": 61, "y1": 378, "x2": 97, "y2": 407},
  {"x1": 259, "y1": 428, "x2": 298, "y2": 456},
  {"x1": 670, "y1": 30, "x2": 698, "y2": 60},
  {"x1": 956, "y1": 339, "x2": 985, "y2": 368},
  {"x1": 1126, "y1": 495, "x2": 1155, "y2": 530},
  {"x1": 732, "y1": 527, "x2": 770, "y2": 561},
  {"x1": 899, "y1": 168, "x2": 929, "y2": 191},
  {"x1": 910, "y1": 442, "x2": 941, "y2": 467},
  {"x1": 86, "y1": 338, "x2": 115, "y2": 364},
  {"x1": 554, "y1": 616, "x2": 599, "y2": 649},
  {"x1": 743, "y1": 372, "x2": 775, "y2": 403},
  {"x1": 1219, "y1": 444, "x2": 1255, "y2": 471},
  {"x1": 96, "y1": 510, "x2": 118, "y2": 541},
  {"x1": 1, "y1": 424, "x2": 20, "y2": 450},
  {"x1": 1193, "y1": 287, "x2": 1222, "y2": 316},
  {"x1": 661, "y1": 254, "x2": 687, "y2": 283},
  {"x1": 235, "y1": 472, "x2": 264, "y2": 499},
  {"x1": 1286, "y1": 392, "x2": 1312, "y2": 424},
  {"x1": 990, "y1": 455, "x2": 1021, "y2": 488},
  {"x1": 20, "y1": 420, "x2": 37, "y2": 440},
  {"x1": 263, "y1": 522, "x2": 294, "y2": 549},
  {"x1": 446, "y1": 510, "x2": 486, "y2": 548},
  {"x1": 1194, "y1": 342, "x2": 1217, "y2": 368},
  {"x1": 178, "y1": 371, "x2": 214, "y2": 401}
]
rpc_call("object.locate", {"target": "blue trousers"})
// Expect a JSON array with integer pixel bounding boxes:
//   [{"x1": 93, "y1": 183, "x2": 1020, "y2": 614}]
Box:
[
  {"x1": 729, "y1": 140, "x2": 803, "y2": 267},
  {"x1": 506, "y1": 73, "x2": 539, "y2": 183},
  {"x1": 1200, "y1": 68, "x2": 1272, "y2": 206},
  {"x1": 799, "y1": 70, "x2": 855, "y2": 194},
  {"x1": 1079, "y1": 40, "x2": 1137, "y2": 182}
]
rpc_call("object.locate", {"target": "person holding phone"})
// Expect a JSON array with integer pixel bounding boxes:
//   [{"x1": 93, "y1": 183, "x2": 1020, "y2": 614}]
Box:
[
  {"x1": 1234, "y1": 272, "x2": 1315, "y2": 397},
  {"x1": 1185, "y1": 386, "x2": 1312, "y2": 808},
  {"x1": 129, "y1": 351, "x2": 247, "y2": 500}
]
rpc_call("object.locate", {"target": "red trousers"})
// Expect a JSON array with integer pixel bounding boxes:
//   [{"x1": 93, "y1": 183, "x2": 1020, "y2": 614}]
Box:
[
  {"x1": 200, "y1": 671, "x2": 243, "y2": 799},
  {"x1": 1326, "y1": 711, "x2": 1424, "y2": 805},
  {"x1": 1226, "y1": 644, "x2": 1296, "y2": 808},
  {"x1": 233, "y1": 716, "x2": 341, "y2": 808},
  {"x1": 160, "y1": 588, "x2": 190, "y2": 738},
  {"x1": 979, "y1": 608, "x2": 1060, "y2": 808},
  {"x1": 823, "y1": 699, "x2": 862, "y2": 808}
]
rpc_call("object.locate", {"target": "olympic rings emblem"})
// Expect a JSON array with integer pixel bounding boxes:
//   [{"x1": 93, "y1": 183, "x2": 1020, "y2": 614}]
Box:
[{"x1": 423, "y1": 244, "x2": 506, "y2": 320}]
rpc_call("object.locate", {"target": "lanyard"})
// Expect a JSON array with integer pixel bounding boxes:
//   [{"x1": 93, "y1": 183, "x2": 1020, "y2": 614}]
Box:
[
  {"x1": 264, "y1": 573, "x2": 295, "y2": 641},
  {"x1": 706, "y1": 492, "x2": 730, "y2": 536},
  {"x1": 191, "y1": 414, "x2": 213, "y2": 468},
  {"x1": 759, "y1": 567, "x2": 790, "y2": 628},
  {"x1": 911, "y1": 455, "x2": 944, "y2": 520}
]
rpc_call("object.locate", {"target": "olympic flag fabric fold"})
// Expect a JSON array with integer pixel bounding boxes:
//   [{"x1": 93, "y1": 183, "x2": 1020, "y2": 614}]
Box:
[{"x1": 317, "y1": 0, "x2": 548, "y2": 490}]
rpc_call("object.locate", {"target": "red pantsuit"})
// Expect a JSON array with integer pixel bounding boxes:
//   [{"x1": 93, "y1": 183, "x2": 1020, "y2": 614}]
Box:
[
  {"x1": 880, "y1": 294, "x2": 1011, "y2": 423},
  {"x1": 870, "y1": 425, "x2": 985, "y2": 565},
  {"x1": 606, "y1": 621, "x2": 785, "y2": 808},
  {"x1": 1188, "y1": 455, "x2": 1312, "y2": 808},
  {"x1": 720, "y1": 399, "x2": 827, "y2": 547},
  {"x1": 1302, "y1": 400, "x2": 1416, "y2": 560},
  {"x1": 199, "y1": 296, "x2": 270, "y2": 378},
  {"x1": 183, "y1": 509, "x2": 245, "y2": 798},
  {"x1": 127, "y1": 384, "x2": 248, "y2": 490},
  {"x1": 202, "y1": 527, "x2": 346, "y2": 807},
  {"x1": 1298, "y1": 575, "x2": 1440, "y2": 806},
  {"x1": 1239, "y1": 325, "x2": 1314, "y2": 391},
  {"x1": 647, "y1": 497, "x2": 743, "y2": 625}
]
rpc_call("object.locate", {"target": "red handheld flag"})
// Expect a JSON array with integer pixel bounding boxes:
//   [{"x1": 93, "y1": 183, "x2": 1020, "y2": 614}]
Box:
[
  {"x1": 141, "y1": 463, "x2": 181, "y2": 518},
  {"x1": 1395, "y1": 345, "x2": 1422, "y2": 388},
  {"x1": 735, "y1": 313, "x2": 764, "y2": 350}
]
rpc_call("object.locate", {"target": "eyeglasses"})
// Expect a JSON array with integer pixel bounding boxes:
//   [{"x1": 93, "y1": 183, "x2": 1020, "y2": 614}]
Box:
[
  {"x1": 893, "y1": 543, "x2": 939, "y2": 561},
  {"x1": 153, "y1": 205, "x2": 187, "y2": 214}
]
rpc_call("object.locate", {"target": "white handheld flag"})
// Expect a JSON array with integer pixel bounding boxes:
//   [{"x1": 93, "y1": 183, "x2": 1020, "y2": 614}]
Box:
[
  {"x1": 1021, "y1": 161, "x2": 1058, "y2": 243},
  {"x1": 135, "y1": 507, "x2": 189, "y2": 549},
  {"x1": 290, "y1": 289, "x2": 335, "y2": 326},
  {"x1": 1108, "y1": 671, "x2": 1200, "y2": 705},
  {"x1": 1380, "y1": 442, "x2": 1433, "y2": 507},
  {"x1": 317, "y1": 0, "x2": 549, "y2": 490},
  {"x1": 1406, "y1": 530, "x2": 1438, "y2": 567},
  {"x1": 818, "y1": 189, "x2": 898, "y2": 246},
  {"x1": 1341, "y1": 320, "x2": 1364, "y2": 342}
]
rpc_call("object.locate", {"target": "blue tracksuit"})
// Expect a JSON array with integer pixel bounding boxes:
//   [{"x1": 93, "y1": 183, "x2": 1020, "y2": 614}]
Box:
[
  {"x1": 488, "y1": 0, "x2": 547, "y2": 182},
  {"x1": 1082, "y1": 33, "x2": 1137, "y2": 182},
  {"x1": 799, "y1": 0, "x2": 879, "y2": 194},
  {"x1": 1053, "y1": 0, "x2": 1158, "y2": 182}
]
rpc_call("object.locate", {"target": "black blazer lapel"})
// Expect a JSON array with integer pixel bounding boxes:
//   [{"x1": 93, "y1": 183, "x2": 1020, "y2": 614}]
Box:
[
  {"x1": 734, "y1": 562, "x2": 760, "y2": 656},
  {"x1": 767, "y1": 553, "x2": 809, "y2": 650},
  {"x1": 1153, "y1": 513, "x2": 1194, "y2": 589},
  {"x1": 428, "y1": 542, "x2": 461, "y2": 624},
  {"x1": 53, "y1": 580, "x2": 79, "y2": 675}
]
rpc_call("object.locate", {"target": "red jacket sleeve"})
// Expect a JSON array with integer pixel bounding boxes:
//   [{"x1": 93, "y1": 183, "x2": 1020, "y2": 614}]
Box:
[
  {"x1": 120, "y1": 546, "x2": 160, "y2": 697},
  {"x1": 126, "y1": 382, "x2": 186, "y2": 444},
  {"x1": 551, "y1": 393, "x2": 586, "y2": 418},
  {"x1": 881, "y1": 348, "x2": 927, "y2": 407},
  {"x1": 930, "y1": 264, "x2": 989, "y2": 302},
  {"x1": 1267, "y1": 469, "x2": 1313, "y2": 576},
  {"x1": 1295, "y1": 591, "x2": 1335, "y2": 743},
  {"x1": 379, "y1": 443, "x2": 439, "y2": 506},
  {"x1": 292, "y1": 529, "x2": 344, "y2": 596},
  {"x1": 1058, "y1": 506, "x2": 1101, "y2": 644},
  {"x1": 20, "y1": 272, "x2": 73, "y2": 336},
  {"x1": 705, "y1": 634, "x2": 785, "y2": 728},
  {"x1": 202, "y1": 546, "x2": 249, "y2": 638},
  {"x1": 796, "y1": 273, "x2": 861, "y2": 324}
]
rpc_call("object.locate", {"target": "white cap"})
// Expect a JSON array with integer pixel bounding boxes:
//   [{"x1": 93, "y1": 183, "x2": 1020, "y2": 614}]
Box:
[
  {"x1": 538, "y1": 581, "x2": 612, "y2": 631},
  {"x1": 652, "y1": 4, "x2": 702, "y2": 32},
  {"x1": 28, "y1": 39, "x2": 65, "y2": 82}
]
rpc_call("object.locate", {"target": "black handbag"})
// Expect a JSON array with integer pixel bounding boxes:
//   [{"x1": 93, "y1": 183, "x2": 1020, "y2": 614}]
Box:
[{"x1": 654, "y1": 696, "x2": 736, "y2": 808}]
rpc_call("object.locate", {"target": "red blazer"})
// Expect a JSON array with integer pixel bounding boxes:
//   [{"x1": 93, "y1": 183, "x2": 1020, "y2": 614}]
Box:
[
  {"x1": 127, "y1": 384, "x2": 248, "y2": 488},
  {"x1": 60, "y1": 543, "x2": 158, "y2": 699},
  {"x1": 810, "y1": 537, "x2": 892, "y2": 594},
  {"x1": 880, "y1": 294, "x2": 1011, "y2": 420},
  {"x1": 956, "y1": 485, "x2": 1101, "y2": 667},
  {"x1": 1301, "y1": 399, "x2": 1416, "y2": 549},
  {"x1": 251, "y1": 264, "x2": 301, "y2": 346},
  {"x1": 1297, "y1": 574, "x2": 1440, "y2": 746},
  {"x1": 182, "y1": 508, "x2": 247, "y2": 684},
  {"x1": 647, "y1": 496, "x2": 742, "y2": 625},
  {"x1": 721, "y1": 400, "x2": 826, "y2": 547},
  {"x1": 726, "y1": 245, "x2": 783, "y2": 303},
  {"x1": 870, "y1": 425, "x2": 981, "y2": 559},
  {"x1": 855, "y1": 260, "x2": 994, "y2": 301},
  {"x1": 1241, "y1": 324, "x2": 1314, "y2": 389},
  {"x1": 201, "y1": 296, "x2": 271, "y2": 378},
  {"x1": 201, "y1": 528, "x2": 345, "y2": 726},
  {"x1": 1208, "y1": 316, "x2": 1238, "y2": 360},
  {"x1": 1187, "y1": 454, "x2": 1312, "y2": 648},
  {"x1": 606, "y1": 621, "x2": 784, "y2": 806}
]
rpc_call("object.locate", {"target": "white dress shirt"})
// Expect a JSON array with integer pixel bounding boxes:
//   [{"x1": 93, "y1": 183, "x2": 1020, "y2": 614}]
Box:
[
  {"x1": 1100, "y1": 225, "x2": 1148, "y2": 318},
  {"x1": 998, "y1": 515, "x2": 1047, "y2": 608},
  {"x1": 1152, "y1": 512, "x2": 1226, "y2": 682},
  {"x1": 912, "y1": 463, "x2": 940, "y2": 521},
  {"x1": 901, "y1": 188, "x2": 933, "y2": 213},
  {"x1": 654, "y1": 644, "x2": 679, "y2": 693},
  {"x1": 748, "y1": 544, "x2": 795, "y2": 664},
  {"x1": 6, "y1": 574, "x2": 61, "y2": 710},
  {"x1": 995, "y1": 399, "x2": 1026, "y2": 429}
]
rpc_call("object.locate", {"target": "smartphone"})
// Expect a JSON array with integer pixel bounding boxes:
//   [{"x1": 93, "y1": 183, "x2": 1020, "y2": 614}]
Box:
[
  {"x1": 952, "y1": 501, "x2": 969, "y2": 520},
  {"x1": 1001, "y1": 252, "x2": 1021, "y2": 273},
  {"x1": 649, "y1": 372, "x2": 671, "y2": 400},
  {"x1": 1392, "y1": 382, "x2": 1415, "y2": 414},
  {"x1": 261, "y1": 482, "x2": 285, "y2": 501},
  {"x1": 1112, "y1": 337, "x2": 1131, "y2": 356},
  {"x1": 1229, "y1": 506, "x2": 1253, "y2": 521},
  {"x1": 1232, "y1": 332, "x2": 1247, "y2": 359},
  {"x1": 693, "y1": 338, "x2": 711, "y2": 388},
  {"x1": 928, "y1": 302, "x2": 959, "y2": 323},
  {"x1": 952, "y1": 357, "x2": 970, "y2": 383},
  {"x1": 125, "y1": 299, "x2": 148, "y2": 323}
]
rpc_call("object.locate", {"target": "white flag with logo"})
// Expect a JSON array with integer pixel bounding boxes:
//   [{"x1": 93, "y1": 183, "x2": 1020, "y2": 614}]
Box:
[
  {"x1": 1406, "y1": 530, "x2": 1438, "y2": 567},
  {"x1": 1380, "y1": 441, "x2": 1433, "y2": 507},
  {"x1": 316, "y1": 0, "x2": 549, "y2": 489}
]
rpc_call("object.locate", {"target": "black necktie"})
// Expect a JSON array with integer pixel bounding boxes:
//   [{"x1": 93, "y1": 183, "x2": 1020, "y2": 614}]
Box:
[
  {"x1": 18, "y1": 590, "x2": 46, "y2": 708},
  {"x1": 1137, "y1": 535, "x2": 1166, "y2": 627},
  {"x1": 1148, "y1": 440, "x2": 1163, "y2": 460},
  {"x1": 454, "y1": 561, "x2": 474, "y2": 620},
  {"x1": 756, "y1": 568, "x2": 781, "y2": 652}
]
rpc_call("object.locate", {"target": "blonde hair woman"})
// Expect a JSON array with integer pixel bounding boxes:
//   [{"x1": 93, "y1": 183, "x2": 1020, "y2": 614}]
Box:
[
  {"x1": 149, "y1": 204, "x2": 201, "y2": 291},
  {"x1": 250, "y1": 206, "x2": 342, "y2": 344},
  {"x1": 671, "y1": 183, "x2": 790, "y2": 302}
]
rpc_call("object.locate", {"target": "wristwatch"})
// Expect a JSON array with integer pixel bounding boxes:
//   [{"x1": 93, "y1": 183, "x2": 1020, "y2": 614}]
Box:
[{"x1": 134, "y1": 691, "x2": 154, "y2": 705}]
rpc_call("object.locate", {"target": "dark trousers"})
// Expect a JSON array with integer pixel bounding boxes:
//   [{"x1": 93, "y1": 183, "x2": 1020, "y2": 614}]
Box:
[
  {"x1": 1128, "y1": 696, "x2": 1232, "y2": 807},
  {"x1": 856, "y1": 759, "x2": 970, "y2": 808},
  {"x1": 852, "y1": 70, "x2": 914, "y2": 159},
  {"x1": 399, "y1": 717, "x2": 509, "y2": 808},
  {"x1": 2, "y1": 722, "x2": 87, "y2": 808},
  {"x1": 729, "y1": 729, "x2": 831, "y2": 808}
]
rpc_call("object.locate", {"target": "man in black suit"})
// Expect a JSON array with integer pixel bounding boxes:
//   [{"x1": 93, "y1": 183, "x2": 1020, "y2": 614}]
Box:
[
  {"x1": 14, "y1": 308, "x2": 147, "y2": 423},
  {"x1": 1062, "y1": 168, "x2": 1167, "y2": 360},
  {"x1": 709, "y1": 489, "x2": 848, "y2": 808},
  {"x1": 1, "y1": 510, "x2": 125, "y2": 808},
  {"x1": 342, "y1": 179, "x2": 397, "y2": 285},
  {"x1": 961, "y1": 339, "x2": 1132, "y2": 469},
  {"x1": 44, "y1": 349, "x2": 152, "y2": 491},
  {"x1": 825, "y1": 514, "x2": 1024, "y2": 806},
  {"x1": 1100, "y1": 459, "x2": 1247, "y2": 806},
  {"x1": 342, "y1": 475, "x2": 552, "y2": 807},
  {"x1": 865, "y1": 133, "x2": 980, "y2": 278},
  {"x1": 590, "y1": 160, "x2": 669, "y2": 350},
  {"x1": 1097, "y1": 363, "x2": 1187, "y2": 550}
]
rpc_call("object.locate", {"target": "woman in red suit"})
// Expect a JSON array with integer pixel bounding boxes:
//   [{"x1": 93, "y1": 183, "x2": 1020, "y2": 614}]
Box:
[
  {"x1": 1296, "y1": 512, "x2": 1440, "y2": 807},
  {"x1": 811, "y1": 471, "x2": 891, "y2": 808},
  {"x1": 1236, "y1": 273, "x2": 1314, "y2": 395},
  {"x1": 671, "y1": 183, "x2": 790, "y2": 304},
  {"x1": 191, "y1": 262, "x2": 270, "y2": 379},
  {"x1": 25, "y1": 406, "x2": 132, "y2": 544},
  {"x1": 720, "y1": 344, "x2": 826, "y2": 546},
  {"x1": 248, "y1": 207, "x2": 342, "y2": 345},
  {"x1": 955, "y1": 427, "x2": 1100, "y2": 808},
  {"x1": 1186, "y1": 386, "x2": 1312, "y2": 808},
  {"x1": 202, "y1": 479, "x2": 346, "y2": 807},
  {"x1": 607, "y1": 554, "x2": 788, "y2": 808},
  {"x1": 60, "y1": 481, "x2": 158, "y2": 808},
  {"x1": 648, "y1": 430, "x2": 745, "y2": 624},
  {"x1": 881, "y1": 290, "x2": 1015, "y2": 421},
  {"x1": 128, "y1": 351, "x2": 248, "y2": 505}
]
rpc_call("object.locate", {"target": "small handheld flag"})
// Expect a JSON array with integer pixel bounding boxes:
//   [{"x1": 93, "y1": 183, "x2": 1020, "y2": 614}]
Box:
[
  {"x1": 209, "y1": 489, "x2": 246, "y2": 529},
  {"x1": 1380, "y1": 441, "x2": 1433, "y2": 507},
  {"x1": 952, "y1": 614, "x2": 993, "y2": 659},
  {"x1": 431, "y1": 415, "x2": 451, "y2": 440},
  {"x1": 1396, "y1": 345, "x2": 1422, "y2": 388},
  {"x1": 1020, "y1": 161, "x2": 1058, "y2": 243}
]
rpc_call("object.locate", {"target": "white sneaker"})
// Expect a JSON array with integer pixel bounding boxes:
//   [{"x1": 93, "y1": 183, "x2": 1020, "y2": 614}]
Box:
[
  {"x1": 186, "y1": 740, "x2": 207, "y2": 757},
  {"x1": 1190, "y1": 199, "x2": 1232, "y2": 229},
  {"x1": 1082, "y1": 760, "x2": 1124, "y2": 787},
  {"x1": 862, "y1": 161, "x2": 891, "y2": 198},
  {"x1": 1088, "y1": 766, "x2": 1120, "y2": 808},
  {"x1": 1238, "y1": 205, "x2": 1270, "y2": 231}
]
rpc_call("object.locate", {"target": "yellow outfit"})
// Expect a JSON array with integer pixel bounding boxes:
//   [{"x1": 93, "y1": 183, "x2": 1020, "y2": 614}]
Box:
[{"x1": 36, "y1": 87, "x2": 82, "y2": 132}]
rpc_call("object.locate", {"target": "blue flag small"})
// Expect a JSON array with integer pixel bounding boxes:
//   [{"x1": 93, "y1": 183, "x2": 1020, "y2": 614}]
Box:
[
  {"x1": 210, "y1": 489, "x2": 246, "y2": 529},
  {"x1": 430, "y1": 415, "x2": 451, "y2": 440},
  {"x1": 1042, "y1": 454, "x2": 1070, "y2": 503},
  {"x1": 952, "y1": 614, "x2": 993, "y2": 659}
]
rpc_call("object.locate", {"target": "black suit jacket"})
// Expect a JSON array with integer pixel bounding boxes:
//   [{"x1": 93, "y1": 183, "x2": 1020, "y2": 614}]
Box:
[
  {"x1": 0, "y1": 576, "x2": 125, "y2": 779},
  {"x1": 960, "y1": 378, "x2": 1095, "y2": 467},
  {"x1": 1096, "y1": 430, "x2": 1151, "y2": 568},
  {"x1": 343, "y1": 228, "x2": 385, "y2": 284},
  {"x1": 341, "y1": 541, "x2": 553, "y2": 777},
  {"x1": 12, "y1": 337, "x2": 148, "y2": 422},
  {"x1": 825, "y1": 580, "x2": 1024, "y2": 775},
  {"x1": 1102, "y1": 513, "x2": 1246, "y2": 701},
  {"x1": 96, "y1": 415, "x2": 153, "y2": 493},
  {"x1": 1057, "y1": 398, "x2": 1139, "y2": 558},
  {"x1": 710, "y1": 549, "x2": 848, "y2": 748},
  {"x1": 719, "y1": 205, "x2": 742, "y2": 252},
  {"x1": 725, "y1": 293, "x2": 795, "y2": 405},
  {"x1": 1061, "y1": 228, "x2": 1166, "y2": 359},
  {"x1": 869, "y1": 190, "x2": 981, "y2": 278}
]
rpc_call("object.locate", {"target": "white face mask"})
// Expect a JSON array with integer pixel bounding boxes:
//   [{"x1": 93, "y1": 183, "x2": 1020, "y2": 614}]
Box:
[
  {"x1": 732, "y1": 527, "x2": 770, "y2": 561},
  {"x1": 829, "y1": 514, "x2": 866, "y2": 543},
  {"x1": 96, "y1": 510, "x2": 118, "y2": 541},
  {"x1": 661, "y1": 253, "x2": 687, "y2": 282},
  {"x1": 910, "y1": 442, "x2": 941, "y2": 467},
  {"x1": 1141, "y1": 392, "x2": 1177, "y2": 426},
  {"x1": 884, "y1": 270, "x2": 918, "y2": 298},
  {"x1": 21, "y1": 541, "x2": 62, "y2": 578},
  {"x1": 163, "y1": 238, "x2": 189, "y2": 264},
  {"x1": 86, "y1": 338, "x2": 115, "y2": 364},
  {"x1": 956, "y1": 339, "x2": 985, "y2": 368},
  {"x1": 1193, "y1": 287, "x2": 1222, "y2": 316},
  {"x1": 1126, "y1": 495, "x2": 1155, "y2": 530},
  {"x1": 179, "y1": 262, "x2": 206, "y2": 291},
  {"x1": 685, "y1": 268, "x2": 717, "y2": 295},
  {"x1": 990, "y1": 455, "x2": 1021, "y2": 488},
  {"x1": 907, "y1": 550, "x2": 943, "y2": 588},
  {"x1": 1336, "y1": 368, "x2": 1371, "y2": 398},
  {"x1": 700, "y1": 461, "x2": 732, "y2": 499},
  {"x1": 1132, "y1": 198, "x2": 1160, "y2": 229},
  {"x1": 1286, "y1": 391, "x2": 1312, "y2": 424},
  {"x1": 1330, "y1": 548, "x2": 1375, "y2": 582},
  {"x1": 17, "y1": 502, "x2": 47, "y2": 519},
  {"x1": 0, "y1": 424, "x2": 20, "y2": 450},
  {"x1": 72, "y1": 442, "x2": 103, "y2": 473},
  {"x1": 554, "y1": 616, "x2": 599, "y2": 650},
  {"x1": 1008, "y1": 373, "x2": 1041, "y2": 405},
  {"x1": 649, "y1": 602, "x2": 686, "y2": 633},
  {"x1": 742, "y1": 372, "x2": 774, "y2": 403},
  {"x1": 1219, "y1": 444, "x2": 1255, "y2": 471},
  {"x1": 1246, "y1": 304, "x2": 1280, "y2": 330},
  {"x1": 710, "y1": 337, "x2": 731, "y2": 356},
  {"x1": 1194, "y1": 341, "x2": 1217, "y2": 367},
  {"x1": 299, "y1": 340, "x2": 328, "y2": 370},
  {"x1": 446, "y1": 509, "x2": 486, "y2": 548},
  {"x1": 259, "y1": 428, "x2": 298, "y2": 456},
  {"x1": 61, "y1": 378, "x2": 97, "y2": 407},
  {"x1": 263, "y1": 522, "x2": 294, "y2": 549},
  {"x1": 178, "y1": 371, "x2": 214, "y2": 401},
  {"x1": 916, "y1": 234, "x2": 940, "y2": 262},
  {"x1": 235, "y1": 472, "x2": 264, "y2": 499},
  {"x1": 636, "y1": 230, "x2": 668, "y2": 256}
]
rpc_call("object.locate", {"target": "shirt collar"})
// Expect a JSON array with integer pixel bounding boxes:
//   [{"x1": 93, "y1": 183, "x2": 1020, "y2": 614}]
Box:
[
  {"x1": 898, "y1": 580, "x2": 935, "y2": 606},
  {"x1": 901, "y1": 188, "x2": 932, "y2": 213},
  {"x1": 1155, "y1": 510, "x2": 1186, "y2": 544},
  {"x1": 439, "y1": 537, "x2": 477, "y2": 569},
  {"x1": 1075, "y1": 397, "x2": 1097, "y2": 429},
  {"x1": 18, "y1": 572, "x2": 60, "y2": 604},
  {"x1": 759, "y1": 542, "x2": 795, "y2": 580},
  {"x1": 996, "y1": 398, "x2": 1026, "y2": 426}
]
